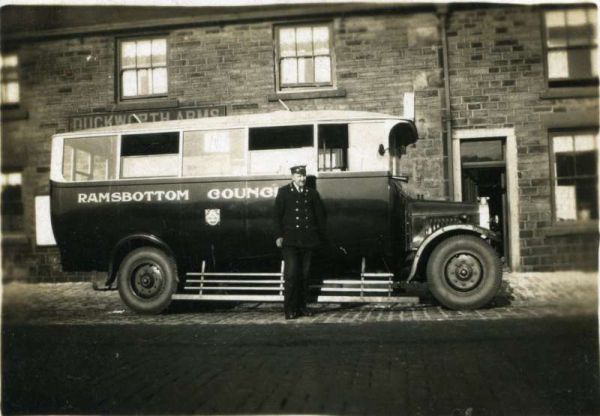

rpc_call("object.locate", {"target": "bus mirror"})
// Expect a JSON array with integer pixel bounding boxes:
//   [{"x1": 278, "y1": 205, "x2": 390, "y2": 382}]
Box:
[{"x1": 378, "y1": 144, "x2": 387, "y2": 156}]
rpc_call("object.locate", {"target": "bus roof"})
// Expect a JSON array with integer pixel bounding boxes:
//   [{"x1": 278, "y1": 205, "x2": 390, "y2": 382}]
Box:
[{"x1": 56, "y1": 110, "x2": 416, "y2": 138}]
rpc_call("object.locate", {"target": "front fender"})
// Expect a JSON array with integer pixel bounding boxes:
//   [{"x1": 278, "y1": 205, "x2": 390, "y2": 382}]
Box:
[{"x1": 406, "y1": 224, "x2": 499, "y2": 282}]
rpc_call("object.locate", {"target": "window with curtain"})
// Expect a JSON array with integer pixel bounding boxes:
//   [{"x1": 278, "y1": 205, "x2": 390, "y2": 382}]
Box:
[{"x1": 275, "y1": 24, "x2": 333, "y2": 90}]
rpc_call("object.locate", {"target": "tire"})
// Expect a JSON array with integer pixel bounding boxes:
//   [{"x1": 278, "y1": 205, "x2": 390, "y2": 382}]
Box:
[
  {"x1": 426, "y1": 235, "x2": 502, "y2": 310},
  {"x1": 117, "y1": 247, "x2": 177, "y2": 314}
]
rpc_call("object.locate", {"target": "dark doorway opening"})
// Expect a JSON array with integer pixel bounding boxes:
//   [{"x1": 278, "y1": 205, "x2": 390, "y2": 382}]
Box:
[{"x1": 460, "y1": 138, "x2": 509, "y2": 264}]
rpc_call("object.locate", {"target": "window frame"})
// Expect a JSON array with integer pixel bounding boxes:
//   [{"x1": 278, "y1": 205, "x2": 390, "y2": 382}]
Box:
[
  {"x1": 119, "y1": 131, "x2": 181, "y2": 179},
  {"x1": 53, "y1": 119, "x2": 398, "y2": 182},
  {"x1": 317, "y1": 123, "x2": 348, "y2": 172},
  {"x1": 1, "y1": 170, "x2": 24, "y2": 232},
  {"x1": 273, "y1": 21, "x2": 336, "y2": 92},
  {"x1": 247, "y1": 124, "x2": 316, "y2": 175},
  {"x1": 62, "y1": 135, "x2": 120, "y2": 182},
  {"x1": 541, "y1": 6, "x2": 599, "y2": 89},
  {"x1": 548, "y1": 127, "x2": 599, "y2": 224},
  {"x1": 182, "y1": 128, "x2": 248, "y2": 178},
  {"x1": 116, "y1": 35, "x2": 169, "y2": 102},
  {"x1": 1, "y1": 52, "x2": 20, "y2": 107}
]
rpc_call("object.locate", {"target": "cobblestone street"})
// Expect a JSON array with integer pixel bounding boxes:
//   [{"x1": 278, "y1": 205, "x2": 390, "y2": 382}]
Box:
[
  {"x1": 2, "y1": 271, "x2": 597, "y2": 325},
  {"x1": 2, "y1": 271, "x2": 598, "y2": 415}
]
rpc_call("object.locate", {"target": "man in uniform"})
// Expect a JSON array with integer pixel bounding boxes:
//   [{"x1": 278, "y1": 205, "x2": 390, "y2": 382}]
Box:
[{"x1": 274, "y1": 165, "x2": 327, "y2": 320}]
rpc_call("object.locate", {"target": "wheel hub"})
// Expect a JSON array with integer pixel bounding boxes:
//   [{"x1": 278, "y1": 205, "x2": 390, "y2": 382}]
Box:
[
  {"x1": 132, "y1": 264, "x2": 164, "y2": 299},
  {"x1": 445, "y1": 254, "x2": 483, "y2": 291}
]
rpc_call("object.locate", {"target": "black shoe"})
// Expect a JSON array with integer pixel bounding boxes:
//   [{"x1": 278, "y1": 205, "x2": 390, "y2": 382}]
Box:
[{"x1": 299, "y1": 307, "x2": 313, "y2": 317}]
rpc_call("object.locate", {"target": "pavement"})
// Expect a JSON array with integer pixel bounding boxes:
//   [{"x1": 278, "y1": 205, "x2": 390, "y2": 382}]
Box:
[
  {"x1": 2, "y1": 271, "x2": 599, "y2": 415},
  {"x1": 2, "y1": 271, "x2": 597, "y2": 325}
]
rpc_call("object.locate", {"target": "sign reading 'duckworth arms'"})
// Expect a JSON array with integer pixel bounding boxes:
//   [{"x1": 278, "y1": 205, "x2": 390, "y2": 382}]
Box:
[{"x1": 69, "y1": 105, "x2": 226, "y2": 131}]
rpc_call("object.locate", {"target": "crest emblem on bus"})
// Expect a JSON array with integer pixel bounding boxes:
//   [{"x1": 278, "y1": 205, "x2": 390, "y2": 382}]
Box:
[{"x1": 205, "y1": 209, "x2": 221, "y2": 226}]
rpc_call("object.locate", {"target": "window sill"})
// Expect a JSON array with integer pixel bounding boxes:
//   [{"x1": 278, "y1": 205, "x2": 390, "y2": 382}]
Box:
[
  {"x1": 540, "y1": 86, "x2": 599, "y2": 100},
  {"x1": 114, "y1": 98, "x2": 179, "y2": 111},
  {"x1": 1, "y1": 106, "x2": 29, "y2": 121},
  {"x1": 267, "y1": 87, "x2": 346, "y2": 102},
  {"x1": 541, "y1": 110, "x2": 599, "y2": 128},
  {"x1": 1, "y1": 231, "x2": 28, "y2": 245},
  {"x1": 546, "y1": 221, "x2": 599, "y2": 237}
]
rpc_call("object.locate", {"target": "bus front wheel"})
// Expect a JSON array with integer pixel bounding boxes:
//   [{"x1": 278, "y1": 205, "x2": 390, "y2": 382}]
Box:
[
  {"x1": 117, "y1": 247, "x2": 177, "y2": 314},
  {"x1": 426, "y1": 235, "x2": 502, "y2": 310}
]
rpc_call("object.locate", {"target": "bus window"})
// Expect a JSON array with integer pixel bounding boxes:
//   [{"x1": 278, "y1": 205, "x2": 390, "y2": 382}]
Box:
[
  {"x1": 121, "y1": 132, "x2": 179, "y2": 178},
  {"x1": 318, "y1": 124, "x2": 348, "y2": 171},
  {"x1": 62, "y1": 135, "x2": 118, "y2": 182},
  {"x1": 389, "y1": 122, "x2": 413, "y2": 176},
  {"x1": 182, "y1": 129, "x2": 245, "y2": 177},
  {"x1": 248, "y1": 125, "x2": 315, "y2": 174},
  {"x1": 348, "y1": 122, "x2": 387, "y2": 172}
]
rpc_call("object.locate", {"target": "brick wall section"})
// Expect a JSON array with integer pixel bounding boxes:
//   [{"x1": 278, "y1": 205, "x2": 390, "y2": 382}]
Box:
[
  {"x1": 2, "y1": 6, "x2": 597, "y2": 280},
  {"x1": 3, "y1": 11, "x2": 445, "y2": 281},
  {"x1": 333, "y1": 13, "x2": 446, "y2": 197},
  {"x1": 3, "y1": 36, "x2": 118, "y2": 281},
  {"x1": 169, "y1": 13, "x2": 446, "y2": 197},
  {"x1": 447, "y1": 6, "x2": 598, "y2": 271}
]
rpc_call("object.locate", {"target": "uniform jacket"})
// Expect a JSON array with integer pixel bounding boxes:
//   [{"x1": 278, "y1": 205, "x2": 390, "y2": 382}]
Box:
[{"x1": 274, "y1": 183, "x2": 327, "y2": 248}]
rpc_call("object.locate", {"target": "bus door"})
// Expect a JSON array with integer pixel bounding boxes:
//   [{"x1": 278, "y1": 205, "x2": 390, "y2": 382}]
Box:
[{"x1": 316, "y1": 122, "x2": 391, "y2": 266}]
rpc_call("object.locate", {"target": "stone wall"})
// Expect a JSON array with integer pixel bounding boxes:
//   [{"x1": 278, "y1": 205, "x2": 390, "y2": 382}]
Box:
[
  {"x1": 3, "y1": 10, "x2": 445, "y2": 281},
  {"x1": 1, "y1": 5, "x2": 597, "y2": 281},
  {"x1": 447, "y1": 6, "x2": 598, "y2": 271}
]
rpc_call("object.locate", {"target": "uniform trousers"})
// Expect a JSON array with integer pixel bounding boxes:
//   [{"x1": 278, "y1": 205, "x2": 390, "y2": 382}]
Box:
[{"x1": 282, "y1": 246, "x2": 312, "y2": 315}]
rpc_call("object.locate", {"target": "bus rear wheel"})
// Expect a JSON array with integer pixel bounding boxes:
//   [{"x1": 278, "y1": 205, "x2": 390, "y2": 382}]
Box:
[
  {"x1": 118, "y1": 247, "x2": 177, "y2": 314},
  {"x1": 426, "y1": 235, "x2": 502, "y2": 310}
]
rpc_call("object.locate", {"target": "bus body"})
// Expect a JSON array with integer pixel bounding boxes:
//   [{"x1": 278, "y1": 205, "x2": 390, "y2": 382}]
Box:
[{"x1": 50, "y1": 110, "x2": 502, "y2": 313}]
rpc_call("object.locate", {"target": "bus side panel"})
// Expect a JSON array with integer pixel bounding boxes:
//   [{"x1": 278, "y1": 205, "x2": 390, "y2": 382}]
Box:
[
  {"x1": 245, "y1": 178, "x2": 291, "y2": 267},
  {"x1": 106, "y1": 182, "x2": 184, "y2": 266},
  {"x1": 245, "y1": 175, "x2": 391, "y2": 271},
  {"x1": 51, "y1": 181, "x2": 186, "y2": 272},
  {"x1": 179, "y1": 179, "x2": 249, "y2": 272},
  {"x1": 51, "y1": 182, "x2": 121, "y2": 272},
  {"x1": 317, "y1": 175, "x2": 391, "y2": 259}
]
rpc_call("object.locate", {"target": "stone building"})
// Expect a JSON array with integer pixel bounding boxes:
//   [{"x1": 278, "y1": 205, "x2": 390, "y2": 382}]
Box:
[{"x1": 1, "y1": 3, "x2": 597, "y2": 281}]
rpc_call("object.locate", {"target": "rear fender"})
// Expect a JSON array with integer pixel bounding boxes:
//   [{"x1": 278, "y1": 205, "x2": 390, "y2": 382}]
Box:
[
  {"x1": 406, "y1": 225, "x2": 499, "y2": 282},
  {"x1": 106, "y1": 234, "x2": 178, "y2": 287}
]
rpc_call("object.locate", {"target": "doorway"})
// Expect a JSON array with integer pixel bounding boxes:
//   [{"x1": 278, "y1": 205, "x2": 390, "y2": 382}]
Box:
[
  {"x1": 462, "y1": 165, "x2": 508, "y2": 259},
  {"x1": 453, "y1": 129, "x2": 520, "y2": 271}
]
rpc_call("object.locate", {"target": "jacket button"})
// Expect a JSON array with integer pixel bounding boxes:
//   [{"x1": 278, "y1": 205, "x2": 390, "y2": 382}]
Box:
[
  {"x1": 296, "y1": 225, "x2": 300, "y2": 228},
  {"x1": 296, "y1": 217, "x2": 299, "y2": 220}
]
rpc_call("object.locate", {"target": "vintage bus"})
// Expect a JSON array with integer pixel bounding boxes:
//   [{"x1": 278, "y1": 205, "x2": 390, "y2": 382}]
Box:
[{"x1": 49, "y1": 110, "x2": 502, "y2": 314}]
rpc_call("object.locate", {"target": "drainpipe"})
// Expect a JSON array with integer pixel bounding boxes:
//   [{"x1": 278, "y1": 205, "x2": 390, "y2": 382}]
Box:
[{"x1": 438, "y1": 5, "x2": 454, "y2": 200}]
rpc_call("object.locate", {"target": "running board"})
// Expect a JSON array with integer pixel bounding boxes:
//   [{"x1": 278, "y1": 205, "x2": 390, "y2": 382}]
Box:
[
  {"x1": 176, "y1": 259, "x2": 420, "y2": 304},
  {"x1": 317, "y1": 295, "x2": 419, "y2": 304}
]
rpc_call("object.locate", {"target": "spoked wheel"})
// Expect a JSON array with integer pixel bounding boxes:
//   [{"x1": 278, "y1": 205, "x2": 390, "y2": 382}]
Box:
[
  {"x1": 118, "y1": 247, "x2": 177, "y2": 314},
  {"x1": 426, "y1": 235, "x2": 502, "y2": 310}
]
